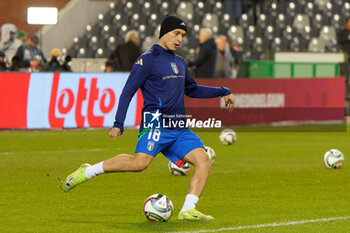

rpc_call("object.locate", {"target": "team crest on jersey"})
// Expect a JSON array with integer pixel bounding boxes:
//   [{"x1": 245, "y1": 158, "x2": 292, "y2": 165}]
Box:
[
  {"x1": 170, "y1": 62, "x2": 179, "y2": 74},
  {"x1": 147, "y1": 141, "x2": 154, "y2": 151}
]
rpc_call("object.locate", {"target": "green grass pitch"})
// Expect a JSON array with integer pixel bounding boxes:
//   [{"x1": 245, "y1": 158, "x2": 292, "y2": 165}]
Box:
[{"x1": 0, "y1": 126, "x2": 349, "y2": 233}]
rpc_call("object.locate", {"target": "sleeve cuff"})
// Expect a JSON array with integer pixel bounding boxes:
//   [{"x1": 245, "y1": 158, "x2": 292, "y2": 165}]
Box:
[
  {"x1": 221, "y1": 87, "x2": 231, "y2": 96},
  {"x1": 113, "y1": 122, "x2": 124, "y2": 135}
]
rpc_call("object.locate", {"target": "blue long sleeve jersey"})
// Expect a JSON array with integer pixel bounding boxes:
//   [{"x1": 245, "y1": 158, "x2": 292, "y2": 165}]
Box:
[{"x1": 113, "y1": 44, "x2": 231, "y2": 134}]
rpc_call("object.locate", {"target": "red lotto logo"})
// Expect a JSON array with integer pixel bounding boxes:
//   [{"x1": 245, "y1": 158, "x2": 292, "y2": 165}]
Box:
[{"x1": 49, "y1": 74, "x2": 116, "y2": 128}]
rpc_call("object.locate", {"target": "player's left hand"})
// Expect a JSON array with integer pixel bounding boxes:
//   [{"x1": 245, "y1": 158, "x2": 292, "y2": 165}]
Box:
[{"x1": 224, "y1": 94, "x2": 235, "y2": 113}]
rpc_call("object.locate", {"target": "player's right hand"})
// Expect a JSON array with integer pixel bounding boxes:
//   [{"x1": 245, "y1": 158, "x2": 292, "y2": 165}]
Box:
[
  {"x1": 223, "y1": 93, "x2": 235, "y2": 113},
  {"x1": 109, "y1": 127, "x2": 121, "y2": 140}
]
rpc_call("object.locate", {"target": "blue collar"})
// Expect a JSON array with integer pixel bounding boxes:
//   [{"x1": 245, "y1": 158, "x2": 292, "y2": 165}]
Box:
[{"x1": 152, "y1": 44, "x2": 175, "y2": 57}]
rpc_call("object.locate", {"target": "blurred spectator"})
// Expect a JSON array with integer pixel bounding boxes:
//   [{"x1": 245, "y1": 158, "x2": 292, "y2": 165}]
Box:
[
  {"x1": 109, "y1": 30, "x2": 141, "y2": 71},
  {"x1": 339, "y1": 17, "x2": 350, "y2": 59},
  {"x1": 230, "y1": 43, "x2": 240, "y2": 62},
  {"x1": 9, "y1": 55, "x2": 20, "y2": 71},
  {"x1": 42, "y1": 48, "x2": 62, "y2": 72},
  {"x1": 61, "y1": 55, "x2": 72, "y2": 72},
  {"x1": 215, "y1": 35, "x2": 237, "y2": 78},
  {"x1": 15, "y1": 34, "x2": 46, "y2": 70},
  {"x1": 0, "y1": 24, "x2": 22, "y2": 63},
  {"x1": 29, "y1": 54, "x2": 43, "y2": 72},
  {"x1": 105, "y1": 59, "x2": 116, "y2": 72},
  {"x1": 0, "y1": 51, "x2": 8, "y2": 71},
  {"x1": 17, "y1": 30, "x2": 28, "y2": 43},
  {"x1": 188, "y1": 28, "x2": 217, "y2": 78}
]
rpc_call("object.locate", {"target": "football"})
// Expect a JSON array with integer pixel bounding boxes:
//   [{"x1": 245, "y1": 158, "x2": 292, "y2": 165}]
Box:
[
  {"x1": 323, "y1": 149, "x2": 344, "y2": 169},
  {"x1": 143, "y1": 194, "x2": 174, "y2": 222},
  {"x1": 219, "y1": 129, "x2": 237, "y2": 145},
  {"x1": 205, "y1": 146, "x2": 216, "y2": 163},
  {"x1": 168, "y1": 161, "x2": 190, "y2": 176}
]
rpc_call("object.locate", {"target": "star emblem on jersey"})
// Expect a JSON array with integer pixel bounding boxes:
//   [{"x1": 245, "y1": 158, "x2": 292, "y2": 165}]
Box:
[
  {"x1": 151, "y1": 109, "x2": 162, "y2": 122},
  {"x1": 170, "y1": 62, "x2": 179, "y2": 74}
]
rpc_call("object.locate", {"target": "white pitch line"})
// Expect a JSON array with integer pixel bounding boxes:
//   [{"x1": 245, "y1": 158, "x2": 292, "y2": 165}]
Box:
[
  {"x1": 0, "y1": 147, "x2": 122, "y2": 155},
  {"x1": 169, "y1": 216, "x2": 350, "y2": 233}
]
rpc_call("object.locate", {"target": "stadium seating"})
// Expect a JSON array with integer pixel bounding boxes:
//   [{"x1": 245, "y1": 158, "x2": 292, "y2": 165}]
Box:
[
  {"x1": 315, "y1": 0, "x2": 331, "y2": 11},
  {"x1": 96, "y1": 14, "x2": 106, "y2": 28},
  {"x1": 202, "y1": 13, "x2": 219, "y2": 34},
  {"x1": 304, "y1": 2, "x2": 318, "y2": 18},
  {"x1": 263, "y1": 25, "x2": 275, "y2": 41},
  {"x1": 240, "y1": 13, "x2": 254, "y2": 29},
  {"x1": 106, "y1": 36, "x2": 117, "y2": 52},
  {"x1": 141, "y1": 36, "x2": 157, "y2": 52},
  {"x1": 341, "y1": 2, "x2": 350, "y2": 19},
  {"x1": 257, "y1": 14, "x2": 267, "y2": 28},
  {"x1": 85, "y1": 24, "x2": 99, "y2": 39},
  {"x1": 176, "y1": 1, "x2": 193, "y2": 22},
  {"x1": 76, "y1": 48, "x2": 93, "y2": 58},
  {"x1": 193, "y1": 1, "x2": 211, "y2": 18},
  {"x1": 66, "y1": 0, "x2": 349, "y2": 58},
  {"x1": 212, "y1": 1, "x2": 224, "y2": 17},
  {"x1": 319, "y1": 26, "x2": 336, "y2": 42},
  {"x1": 308, "y1": 37, "x2": 326, "y2": 52},
  {"x1": 267, "y1": 2, "x2": 278, "y2": 18},
  {"x1": 252, "y1": 37, "x2": 268, "y2": 52},
  {"x1": 246, "y1": 25, "x2": 256, "y2": 41},
  {"x1": 218, "y1": 13, "x2": 235, "y2": 35},
  {"x1": 326, "y1": 39, "x2": 341, "y2": 52},
  {"x1": 293, "y1": 14, "x2": 310, "y2": 34},
  {"x1": 271, "y1": 37, "x2": 282, "y2": 51},
  {"x1": 227, "y1": 25, "x2": 244, "y2": 45},
  {"x1": 331, "y1": 14, "x2": 342, "y2": 31},
  {"x1": 94, "y1": 48, "x2": 108, "y2": 58}
]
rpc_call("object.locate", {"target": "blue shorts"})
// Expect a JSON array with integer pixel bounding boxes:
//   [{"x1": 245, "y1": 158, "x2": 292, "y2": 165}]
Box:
[{"x1": 135, "y1": 128, "x2": 205, "y2": 166}]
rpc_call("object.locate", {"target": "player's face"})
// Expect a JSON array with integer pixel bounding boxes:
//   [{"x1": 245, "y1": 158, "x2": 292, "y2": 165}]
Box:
[{"x1": 159, "y1": 29, "x2": 186, "y2": 51}]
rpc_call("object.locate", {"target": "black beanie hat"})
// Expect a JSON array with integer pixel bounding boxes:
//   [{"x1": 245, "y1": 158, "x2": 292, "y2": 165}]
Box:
[{"x1": 159, "y1": 15, "x2": 187, "y2": 39}]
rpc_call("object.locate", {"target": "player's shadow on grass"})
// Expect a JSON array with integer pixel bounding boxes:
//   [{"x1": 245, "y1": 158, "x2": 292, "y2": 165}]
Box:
[
  {"x1": 130, "y1": 220, "x2": 212, "y2": 231},
  {"x1": 61, "y1": 219, "x2": 119, "y2": 226},
  {"x1": 61, "y1": 218, "x2": 211, "y2": 231}
]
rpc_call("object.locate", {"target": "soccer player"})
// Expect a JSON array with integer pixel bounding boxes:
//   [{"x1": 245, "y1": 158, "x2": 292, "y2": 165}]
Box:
[{"x1": 62, "y1": 15, "x2": 235, "y2": 221}]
